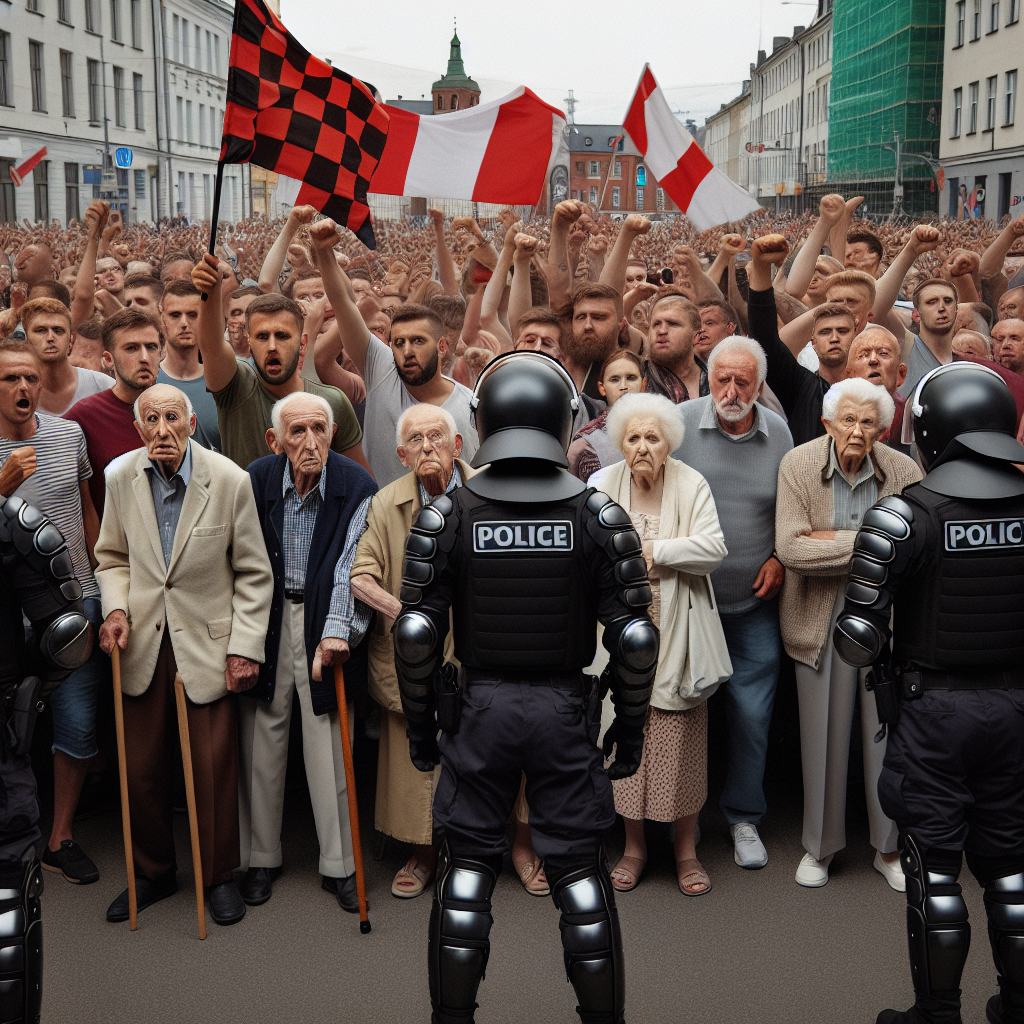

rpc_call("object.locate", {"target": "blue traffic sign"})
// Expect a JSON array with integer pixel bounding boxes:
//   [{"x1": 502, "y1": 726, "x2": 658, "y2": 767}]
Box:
[{"x1": 114, "y1": 147, "x2": 133, "y2": 168}]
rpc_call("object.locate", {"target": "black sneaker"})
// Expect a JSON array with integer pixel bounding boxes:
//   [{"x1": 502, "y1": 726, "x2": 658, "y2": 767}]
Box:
[{"x1": 41, "y1": 840, "x2": 100, "y2": 885}]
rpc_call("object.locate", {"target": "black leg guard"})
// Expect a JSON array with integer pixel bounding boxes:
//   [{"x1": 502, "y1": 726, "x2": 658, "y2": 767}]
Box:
[
  {"x1": 900, "y1": 835, "x2": 970, "y2": 1024},
  {"x1": 982, "y1": 872, "x2": 1024, "y2": 1024},
  {"x1": 0, "y1": 858, "x2": 42, "y2": 1024},
  {"x1": 428, "y1": 841, "x2": 501, "y2": 1024},
  {"x1": 546, "y1": 850, "x2": 625, "y2": 1024}
]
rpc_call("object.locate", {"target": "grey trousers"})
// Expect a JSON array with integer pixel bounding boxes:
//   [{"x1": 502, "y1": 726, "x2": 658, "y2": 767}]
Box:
[
  {"x1": 238, "y1": 600, "x2": 356, "y2": 878},
  {"x1": 793, "y1": 593, "x2": 898, "y2": 862}
]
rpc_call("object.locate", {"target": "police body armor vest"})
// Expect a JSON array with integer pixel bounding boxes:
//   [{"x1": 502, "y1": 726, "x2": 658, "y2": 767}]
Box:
[
  {"x1": 893, "y1": 484, "x2": 1024, "y2": 670},
  {"x1": 451, "y1": 488, "x2": 601, "y2": 672}
]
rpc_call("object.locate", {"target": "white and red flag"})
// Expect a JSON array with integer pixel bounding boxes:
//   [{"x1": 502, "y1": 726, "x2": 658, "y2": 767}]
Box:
[
  {"x1": 369, "y1": 87, "x2": 567, "y2": 204},
  {"x1": 623, "y1": 65, "x2": 760, "y2": 230}
]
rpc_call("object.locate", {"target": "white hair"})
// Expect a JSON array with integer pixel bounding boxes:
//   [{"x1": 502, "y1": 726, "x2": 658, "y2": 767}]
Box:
[
  {"x1": 396, "y1": 404, "x2": 458, "y2": 448},
  {"x1": 821, "y1": 377, "x2": 895, "y2": 430},
  {"x1": 706, "y1": 335, "x2": 768, "y2": 386},
  {"x1": 133, "y1": 387, "x2": 193, "y2": 423},
  {"x1": 270, "y1": 392, "x2": 334, "y2": 436},
  {"x1": 606, "y1": 392, "x2": 685, "y2": 454}
]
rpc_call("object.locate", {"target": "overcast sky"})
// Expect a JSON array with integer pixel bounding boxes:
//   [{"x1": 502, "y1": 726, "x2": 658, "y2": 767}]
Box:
[{"x1": 280, "y1": 0, "x2": 821, "y2": 128}]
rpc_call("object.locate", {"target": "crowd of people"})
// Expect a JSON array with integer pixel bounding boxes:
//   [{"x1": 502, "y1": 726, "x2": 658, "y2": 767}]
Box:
[{"x1": 1, "y1": 191, "x2": 1023, "y2": 929}]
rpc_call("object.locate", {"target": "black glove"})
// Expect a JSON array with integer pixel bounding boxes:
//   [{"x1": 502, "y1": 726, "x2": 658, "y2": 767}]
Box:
[
  {"x1": 408, "y1": 731, "x2": 440, "y2": 773},
  {"x1": 601, "y1": 717, "x2": 644, "y2": 780}
]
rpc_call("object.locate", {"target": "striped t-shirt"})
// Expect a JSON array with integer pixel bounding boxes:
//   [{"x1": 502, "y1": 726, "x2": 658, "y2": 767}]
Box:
[{"x1": 0, "y1": 414, "x2": 98, "y2": 598}]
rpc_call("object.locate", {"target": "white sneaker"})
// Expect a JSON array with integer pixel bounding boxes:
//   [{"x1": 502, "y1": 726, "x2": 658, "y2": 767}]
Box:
[
  {"x1": 795, "y1": 851, "x2": 833, "y2": 887},
  {"x1": 730, "y1": 823, "x2": 768, "y2": 869},
  {"x1": 873, "y1": 851, "x2": 906, "y2": 892}
]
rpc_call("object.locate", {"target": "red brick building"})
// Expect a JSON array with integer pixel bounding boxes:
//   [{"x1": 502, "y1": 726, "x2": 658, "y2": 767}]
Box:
[{"x1": 431, "y1": 29, "x2": 480, "y2": 113}]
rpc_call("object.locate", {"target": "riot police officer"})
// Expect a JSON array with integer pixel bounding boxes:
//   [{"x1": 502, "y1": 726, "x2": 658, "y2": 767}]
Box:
[
  {"x1": 393, "y1": 351, "x2": 659, "y2": 1024},
  {"x1": 833, "y1": 363, "x2": 1024, "y2": 1024},
  {"x1": 0, "y1": 494, "x2": 92, "y2": 1024}
]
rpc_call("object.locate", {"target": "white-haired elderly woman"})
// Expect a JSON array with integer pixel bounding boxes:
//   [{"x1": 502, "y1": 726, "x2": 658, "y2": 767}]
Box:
[
  {"x1": 590, "y1": 392, "x2": 732, "y2": 897},
  {"x1": 775, "y1": 377, "x2": 922, "y2": 891}
]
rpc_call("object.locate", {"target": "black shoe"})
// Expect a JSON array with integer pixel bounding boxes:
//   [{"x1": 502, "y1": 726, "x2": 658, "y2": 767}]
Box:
[
  {"x1": 239, "y1": 866, "x2": 281, "y2": 906},
  {"x1": 41, "y1": 840, "x2": 100, "y2": 885},
  {"x1": 322, "y1": 873, "x2": 365, "y2": 914},
  {"x1": 207, "y1": 880, "x2": 246, "y2": 925},
  {"x1": 106, "y1": 873, "x2": 177, "y2": 922},
  {"x1": 986, "y1": 994, "x2": 1022, "y2": 1024}
]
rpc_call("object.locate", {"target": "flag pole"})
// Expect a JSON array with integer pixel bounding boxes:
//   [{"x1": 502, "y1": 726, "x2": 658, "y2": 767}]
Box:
[{"x1": 201, "y1": 160, "x2": 226, "y2": 302}]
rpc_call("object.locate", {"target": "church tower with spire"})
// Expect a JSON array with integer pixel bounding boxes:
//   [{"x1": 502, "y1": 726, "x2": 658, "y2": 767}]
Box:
[{"x1": 431, "y1": 21, "x2": 480, "y2": 113}]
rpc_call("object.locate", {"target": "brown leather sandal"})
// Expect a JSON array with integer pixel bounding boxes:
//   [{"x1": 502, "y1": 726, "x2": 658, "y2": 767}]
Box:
[
  {"x1": 610, "y1": 855, "x2": 647, "y2": 893},
  {"x1": 676, "y1": 858, "x2": 712, "y2": 897}
]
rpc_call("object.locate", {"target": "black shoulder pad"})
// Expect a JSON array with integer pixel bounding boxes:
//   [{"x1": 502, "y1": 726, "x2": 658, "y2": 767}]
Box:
[
  {"x1": 429, "y1": 493, "x2": 454, "y2": 518},
  {"x1": 402, "y1": 496, "x2": 456, "y2": 606},
  {"x1": 862, "y1": 495, "x2": 914, "y2": 541},
  {"x1": 584, "y1": 494, "x2": 650, "y2": 610}
]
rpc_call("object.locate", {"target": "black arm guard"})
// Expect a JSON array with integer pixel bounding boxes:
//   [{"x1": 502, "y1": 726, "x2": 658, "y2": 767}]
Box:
[
  {"x1": 585, "y1": 492, "x2": 658, "y2": 726},
  {"x1": 833, "y1": 494, "x2": 915, "y2": 669},
  {"x1": 394, "y1": 495, "x2": 455, "y2": 735},
  {"x1": 0, "y1": 496, "x2": 91, "y2": 687}
]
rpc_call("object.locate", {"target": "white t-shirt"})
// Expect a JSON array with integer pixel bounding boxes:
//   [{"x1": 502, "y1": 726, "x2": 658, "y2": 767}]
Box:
[
  {"x1": 59, "y1": 367, "x2": 114, "y2": 416},
  {"x1": 361, "y1": 333, "x2": 478, "y2": 487}
]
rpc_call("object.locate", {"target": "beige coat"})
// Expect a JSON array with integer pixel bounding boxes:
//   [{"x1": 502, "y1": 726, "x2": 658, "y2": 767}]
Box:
[
  {"x1": 590, "y1": 457, "x2": 732, "y2": 711},
  {"x1": 774, "y1": 435, "x2": 923, "y2": 669},
  {"x1": 350, "y1": 460, "x2": 474, "y2": 713},
  {"x1": 96, "y1": 443, "x2": 274, "y2": 704}
]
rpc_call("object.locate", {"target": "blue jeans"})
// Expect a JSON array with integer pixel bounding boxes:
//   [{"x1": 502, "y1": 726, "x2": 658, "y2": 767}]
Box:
[
  {"x1": 716, "y1": 598, "x2": 782, "y2": 826},
  {"x1": 47, "y1": 598, "x2": 108, "y2": 760}
]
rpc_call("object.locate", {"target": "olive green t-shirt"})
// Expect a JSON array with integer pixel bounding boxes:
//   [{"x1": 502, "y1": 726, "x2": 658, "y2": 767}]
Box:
[{"x1": 213, "y1": 358, "x2": 362, "y2": 469}]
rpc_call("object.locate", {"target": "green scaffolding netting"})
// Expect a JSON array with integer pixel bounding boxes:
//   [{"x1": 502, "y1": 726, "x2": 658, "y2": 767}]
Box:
[{"x1": 828, "y1": 0, "x2": 945, "y2": 185}]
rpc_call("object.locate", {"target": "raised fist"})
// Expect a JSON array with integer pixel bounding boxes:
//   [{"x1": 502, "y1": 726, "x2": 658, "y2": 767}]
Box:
[
  {"x1": 553, "y1": 200, "x2": 584, "y2": 224},
  {"x1": 845, "y1": 195, "x2": 866, "y2": 216},
  {"x1": 719, "y1": 233, "x2": 748, "y2": 256},
  {"x1": 84, "y1": 200, "x2": 110, "y2": 235},
  {"x1": 289, "y1": 205, "x2": 317, "y2": 225},
  {"x1": 819, "y1": 193, "x2": 846, "y2": 224},
  {"x1": 588, "y1": 233, "x2": 609, "y2": 257},
  {"x1": 308, "y1": 219, "x2": 341, "y2": 251},
  {"x1": 286, "y1": 243, "x2": 309, "y2": 269},
  {"x1": 909, "y1": 224, "x2": 941, "y2": 254},
  {"x1": 623, "y1": 214, "x2": 651, "y2": 235},
  {"x1": 503, "y1": 220, "x2": 524, "y2": 248},
  {"x1": 947, "y1": 248, "x2": 980, "y2": 278},
  {"x1": 190, "y1": 253, "x2": 222, "y2": 293},
  {"x1": 751, "y1": 234, "x2": 790, "y2": 265},
  {"x1": 1009, "y1": 215, "x2": 1024, "y2": 238},
  {"x1": 514, "y1": 233, "x2": 538, "y2": 256},
  {"x1": 428, "y1": 208, "x2": 444, "y2": 227}
]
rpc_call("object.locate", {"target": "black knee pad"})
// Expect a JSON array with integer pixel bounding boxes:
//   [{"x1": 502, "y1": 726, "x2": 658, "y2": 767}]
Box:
[
  {"x1": 900, "y1": 835, "x2": 971, "y2": 1001},
  {"x1": 428, "y1": 841, "x2": 501, "y2": 1024},
  {"x1": 0, "y1": 858, "x2": 43, "y2": 1024},
  {"x1": 982, "y1": 870, "x2": 1024, "y2": 1013},
  {"x1": 549, "y1": 851, "x2": 624, "y2": 1024}
]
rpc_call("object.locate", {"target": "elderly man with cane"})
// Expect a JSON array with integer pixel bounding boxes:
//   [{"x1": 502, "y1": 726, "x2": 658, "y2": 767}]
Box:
[
  {"x1": 96, "y1": 383, "x2": 273, "y2": 927},
  {"x1": 239, "y1": 392, "x2": 376, "y2": 913}
]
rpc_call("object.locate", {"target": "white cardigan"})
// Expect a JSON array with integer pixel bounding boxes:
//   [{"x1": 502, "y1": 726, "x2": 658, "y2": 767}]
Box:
[{"x1": 590, "y1": 457, "x2": 733, "y2": 711}]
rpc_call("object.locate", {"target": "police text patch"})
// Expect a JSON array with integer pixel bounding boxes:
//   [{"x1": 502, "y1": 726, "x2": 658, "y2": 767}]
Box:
[
  {"x1": 944, "y1": 518, "x2": 1024, "y2": 551},
  {"x1": 473, "y1": 521, "x2": 573, "y2": 553}
]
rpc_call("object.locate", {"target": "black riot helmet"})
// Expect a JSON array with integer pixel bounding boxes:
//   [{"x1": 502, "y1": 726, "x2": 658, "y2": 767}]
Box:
[
  {"x1": 469, "y1": 351, "x2": 581, "y2": 468},
  {"x1": 910, "y1": 362, "x2": 1024, "y2": 468}
]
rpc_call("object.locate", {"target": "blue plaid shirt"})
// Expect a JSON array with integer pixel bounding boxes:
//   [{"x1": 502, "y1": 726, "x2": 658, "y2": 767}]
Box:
[
  {"x1": 322, "y1": 495, "x2": 374, "y2": 644},
  {"x1": 282, "y1": 460, "x2": 328, "y2": 592}
]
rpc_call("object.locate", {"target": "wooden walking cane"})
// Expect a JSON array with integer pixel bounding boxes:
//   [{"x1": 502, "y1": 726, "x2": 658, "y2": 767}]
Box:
[
  {"x1": 333, "y1": 664, "x2": 370, "y2": 933},
  {"x1": 110, "y1": 646, "x2": 137, "y2": 931},
  {"x1": 173, "y1": 673, "x2": 206, "y2": 940}
]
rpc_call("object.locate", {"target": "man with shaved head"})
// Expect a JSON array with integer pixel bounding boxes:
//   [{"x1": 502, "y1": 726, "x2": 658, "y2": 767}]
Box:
[
  {"x1": 992, "y1": 318, "x2": 1024, "y2": 377},
  {"x1": 241, "y1": 392, "x2": 377, "y2": 913},
  {"x1": 96, "y1": 381, "x2": 273, "y2": 927},
  {"x1": 996, "y1": 285, "x2": 1024, "y2": 321}
]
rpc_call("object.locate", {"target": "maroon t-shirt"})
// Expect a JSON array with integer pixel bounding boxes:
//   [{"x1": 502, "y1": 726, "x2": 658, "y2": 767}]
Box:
[{"x1": 64, "y1": 388, "x2": 142, "y2": 516}]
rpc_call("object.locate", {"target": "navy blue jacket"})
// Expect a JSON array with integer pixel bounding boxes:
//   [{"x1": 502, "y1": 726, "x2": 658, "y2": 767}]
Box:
[{"x1": 247, "y1": 451, "x2": 377, "y2": 715}]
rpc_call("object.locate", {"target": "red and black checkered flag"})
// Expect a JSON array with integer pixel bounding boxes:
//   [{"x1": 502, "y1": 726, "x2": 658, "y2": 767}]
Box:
[{"x1": 220, "y1": 0, "x2": 389, "y2": 248}]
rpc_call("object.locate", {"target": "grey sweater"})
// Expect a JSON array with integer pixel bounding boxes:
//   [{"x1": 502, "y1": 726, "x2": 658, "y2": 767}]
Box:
[{"x1": 675, "y1": 396, "x2": 793, "y2": 614}]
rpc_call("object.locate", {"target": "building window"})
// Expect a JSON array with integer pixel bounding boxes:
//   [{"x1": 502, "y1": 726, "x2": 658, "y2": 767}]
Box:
[
  {"x1": 172, "y1": 14, "x2": 179, "y2": 62},
  {"x1": 588, "y1": 186, "x2": 598, "y2": 205},
  {"x1": 186, "y1": 99, "x2": 193, "y2": 142},
  {"x1": 87, "y1": 58, "x2": 100, "y2": 121},
  {"x1": 956, "y1": 0, "x2": 966, "y2": 43},
  {"x1": 656, "y1": 188, "x2": 665, "y2": 211},
  {"x1": 451, "y1": 95, "x2": 458, "y2": 110},
  {"x1": 612, "y1": 159, "x2": 621, "y2": 178},
  {"x1": 60, "y1": 50, "x2": 75, "y2": 116},
  {"x1": 1010, "y1": 0, "x2": 1020, "y2": 22},
  {"x1": 972, "y1": 0, "x2": 981, "y2": 37},
  {"x1": 199, "y1": 103, "x2": 206, "y2": 146},
  {"x1": 130, "y1": 0, "x2": 140, "y2": 46},
  {"x1": 113, "y1": 66, "x2": 125, "y2": 125},
  {"x1": 194, "y1": 24, "x2": 200, "y2": 68},
  {"x1": 58, "y1": 0, "x2": 71, "y2": 23},
  {"x1": 206, "y1": 30, "x2": 212, "y2": 73},
  {"x1": 968, "y1": 81, "x2": 979, "y2": 132},
  {"x1": 952, "y1": 87, "x2": 962, "y2": 136},
  {"x1": 134, "y1": 167, "x2": 144, "y2": 198},
  {"x1": 85, "y1": 0, "x2": 98, "y2": 32},
  {"x1": 588, "y1": 160, "x2": 599, "y2": 178},
  {"x1": 29, "y1": 41, "x2": 46, "y2": 112},
  {"x1": 65, "y1": 162, "x2": 79, "y2": 223},
  {"x1": 975, "y1": 174, "x2": 987, "y2": 217},
  {"x1": 611, "y1": 186, "x2": 620, "y2": 209},
  {"x1": 1007, "y1": 70, "x2": 1018, "y2": 124},
  {"x1": 635, "y1": 187, "x2": 644, "y2": 210},
  {"x1": 0, "y1": 33, "x2": 10, "y2": 108},
  {"x1": 181, "y1": 18, "x2": 188, "y2": 64},
  {"x1": 987, "y1": 75, "x2": 998, "y2": 127},
  {"x1": 110, "y1": 0, "x2": 121, "y2": 41},
  {"x1": 990, "y1": 0, "x2": 1000, "y2": 30},
  {"x1": 574, "y1": 161, "x2": 584, "y2": 173},
  {"x1": 213, "y1": 34, "x2": 220, "y2": 71},
  {"x1": 26, "y1": 0, "x2": 39, "y2": 12},
  {"x1": 176, "y1": 95, "x2": 183, "y2": 140},
  {"x1": 34, "y1": 160, "x2": 49, "y2": 222},
  {"x1": 584, "y1": 137, "x2": 592, "y2": 146},
  {"x1": 133, "y1": 72, "x2": 143, "y2": 128},
  {"x1": 436, "y1": 94, "x2": 442, "y2": 110}
]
